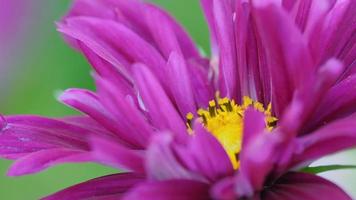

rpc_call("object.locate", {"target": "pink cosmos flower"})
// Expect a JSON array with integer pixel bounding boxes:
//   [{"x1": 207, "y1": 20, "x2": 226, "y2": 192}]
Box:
[{"x1": 1, "y1": 0, "x2": 356, "y2": 199}]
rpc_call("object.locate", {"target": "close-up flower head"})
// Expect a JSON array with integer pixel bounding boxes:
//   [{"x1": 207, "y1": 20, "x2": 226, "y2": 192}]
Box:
[{"x1": 1, "y1": 0, "x2": 356, "y2": 199}]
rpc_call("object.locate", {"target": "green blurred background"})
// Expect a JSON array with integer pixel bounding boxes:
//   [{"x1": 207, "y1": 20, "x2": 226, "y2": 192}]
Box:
[{"x1": 0, "y1": 0, "x2": 355, "y2": 199}]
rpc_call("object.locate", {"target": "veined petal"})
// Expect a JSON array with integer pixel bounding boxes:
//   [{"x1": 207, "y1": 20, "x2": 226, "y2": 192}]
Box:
[
  {"x1": 167, "y1": 52, "x2": 196, "y2": 117},
  {"x1": 122, "y1": 180, "x2": 210, "y2": 200},
  {"x1": 242, "y1": 107, "x2": 267, "y2": 149},
  {"x1": 175, "y1": 121, "x2": 234, "y2": 181},
  {"x1": 0, "y1": 115, "x2": 105, "y2": 175},
  {"x1": 43, "y1": 173, "x2": 144, "y2": 200},
  {"x1": 280, "y1": 59, "x2": 344, "y2": 136},
  {"x1": 252, "y1": 0, "x2": 314, "y2": 115},
  {"x1": 310, "y1": 74, "x2": 356, "y2": 128},
  {"x1": 145, "y1": 134, "x2": 206, "y2": 182},
  {"x1": 90, "y1": 136, "x2": 144, "y2": 173},
  {"x1": 262, "y1": 172, "x2": 352, "y2": 200},
  {"x1": 59, "y1": 88, "x2": 144, "y2": 148},
  {"x1": 96, "y1": 76, "x2": 153, "y2": 148},
  {"x1": 132, "y1": 63, "x2": 187, "y2": 140},
  {"x1": 58, "y1": 16, "x2": 167, "y2": 84},
  {"x1": 291, "y1": 115, "x2": 356, "y2": 167},
  {"x1": 213, "y1": 0, "x2": 239, "y2": 99},
  {"x1": 7, "y1": 148, "x2": 91, "y2": 176}
]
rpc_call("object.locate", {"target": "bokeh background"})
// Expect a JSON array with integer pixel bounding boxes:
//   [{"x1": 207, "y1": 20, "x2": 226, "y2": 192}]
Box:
[{"x1": 0, "y1": 0, "x2": 355, "y2": 199}]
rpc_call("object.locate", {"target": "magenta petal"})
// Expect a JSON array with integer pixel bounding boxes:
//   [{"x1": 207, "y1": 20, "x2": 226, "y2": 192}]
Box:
[
  {"x1": 59, "y1": 88, "x2": 142, "y2": 148},
  {"x1": 280, "y1": 58, "x2": 344, "y2": 136},
  {"x1": 310, "y1": 74, "x2": 356, "y2": 127},
  {"x1": 236, "y1": 131, "x2": 285, "y2": 197},
  {"x1": 8, "y1": 148, "x2": 91, "y2": 176},
  {"x1": 132, "y1": 64, "x2": 187, "y2": 140},
  {"x1": 213, "y1": 0, "x2": 239, "y2": 99},
  {"x1": 242, "y1": 107, "x2": 266, "y2": 149},
  {"x1": 263, "y1": 172, "x2": 352, "y2": 200},
  {"x1": 145, "y1": 134, "x2": 205, "y2": 182},
  {"x1": 96, "y1": 76, "x2": 153, "y2": 148},
  {"x1": 122, "y1": 180, "x2": 210, "y2": 200},
  {"x1": 167, "y1": 52, "x2": 196, "y2": 116},
  {"x1": 43, "y1": 173, "x2": 144, "y2": 200},
  {"x1": 90, "y1": 136, "x2": 144, "y2": 173},
  {"x1": 211, "y1": 176, "x2": 236, "y2": 200},
  {"x1": 0, "y1": 115, "x2": 98, "y2": 159},
  {"x1": 58, "y1": 16, "x2": 167, "y2": 83},
  {"x1": 252, "y1": 1, "x2": 314, "y2": 115},
  {"x1": 176, "y1": 122, "x2": 233, "y2": 181},
  {"x1": 291, "y1": 115, "x2": 356, "y2": 167}
]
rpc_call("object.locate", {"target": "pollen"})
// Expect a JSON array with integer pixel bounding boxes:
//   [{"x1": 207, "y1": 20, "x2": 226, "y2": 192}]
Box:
[{"x1": 186, "y1": 96, "x2": 277, "y2": 169}]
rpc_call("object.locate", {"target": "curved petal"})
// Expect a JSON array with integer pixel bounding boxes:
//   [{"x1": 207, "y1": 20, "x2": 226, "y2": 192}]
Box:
[
  {"x1": 290, "y1": 115, "x2": 356, "y2": 168},
  {"x1": 309, "y1": 74, "x2": 356, "y2": 128},
  {"x1": 132, "y1": 64, "x2": 187, "y2": 141},
  {"x1": 263, "y1": 172, "x2": 352, "y2": 200},
  {"x1": 0, "y1": 115, "x2": 105, "y2": 175},
  {"x1": 7, "y1": 148, "x2": 90, "y2": 176},
  {"x1": 252, "y1": 0, "x2": 314, "y2": 115},
  {"x1": 145, "y1": 134, "x2": 206, "y2": 182},
  {"x1": 122, "y1": 180, "x2": 210, "y2": 200},
  {"x1": 167, "y1": 52, "x2": 196, "y2": 116},
  {"x1": 175, "y1": 122, "x2": 234, "y2": 181},
  {"x1": 43, "y1": 173, "x2": 144, "y2": 200},
  {"x1": 90, "y1": 136, "x2": 145, "y2": 173},
  {"x1": 213, "y1": 0, "x2": 239, "y2": 99},
  {"x1": 236, "y1": 130, "x2": 288, "y2": 197},
  {"x1": 59, "y1": 88, "x2": 144, "y2": 148}
]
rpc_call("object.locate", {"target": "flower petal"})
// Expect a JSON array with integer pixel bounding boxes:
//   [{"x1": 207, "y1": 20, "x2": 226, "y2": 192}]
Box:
[
  {"x1": 43, "y1": 173, "x2": 144, "y2": 200},
  {"x1": 7, "y1": 148, "x2": 90, "y2": 176},
  {"x1": 176, "y1": 122, "x2": 233, "y2": 181},
  {"x1": 0, "y1": 115, "x2": 108, "y2": 175},
  {"x1": 122, "y1": 180, "x2": 210, "y2": 200},
  {"x1": 252, "y1": 0, "x2": 314, "y2": 115},
  {"x1": 213, "y1": 0, "x2": 239, "y2": 99},
  {"x1": 309, "y1": 74, "x2": 356, "y2": 128},
  {"x1": 167, "y1": 51, "x2": 196, "y2": 116},
  {"x1": 132, "y1": 63, "x2": 187, "y2": 141},
  {"x1": 291, "y1": 115, "x2": 356, "y2": 167},
  {"x1": 263, "y1": 172, "x2": 352, "y2": 200},
  {"x1": 90, "y1": 136, "x2": 144, "y2": 173},
  {"x1": 145, "y1": 134, "x2": 206, "y2": 182},
  {"x1": 59, "y1": 88, "x2": 143, "y2": 148}
]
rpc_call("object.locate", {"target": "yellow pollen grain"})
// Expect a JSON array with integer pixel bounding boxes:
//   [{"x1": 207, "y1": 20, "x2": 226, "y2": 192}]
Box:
[{"x1": 186, "y1": 96, "x2": 277, "y2": 169}]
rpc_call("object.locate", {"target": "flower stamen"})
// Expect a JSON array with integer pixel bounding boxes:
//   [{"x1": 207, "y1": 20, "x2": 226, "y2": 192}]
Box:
[{"x1": 186, "y1": 96, "x2": 277, "y2": 169}]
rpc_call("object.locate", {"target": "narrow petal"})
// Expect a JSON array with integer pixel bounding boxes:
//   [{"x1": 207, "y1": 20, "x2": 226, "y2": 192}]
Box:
[
  {"x1": 236, "y1": 130, "x2": 286, "y2": 197},
  {"x1": 280, "y1": 59, "x2": 344, "y2": 136},
  {"x1": 7, "y1": 148, "x2": 90, "y2": 176},
  {"x1": 0, "y1": 115, "x2": 110, "y2": 175},
  {"x1": 291, "y1": 115, "x2": 356, "y2": 167},
  {"x1": 122, "y1": 180, "x2": 210, "y2": 200},
  {"x1": 132, "y1": 64, "x2": 187, "y2": 141},
  {"x1": 252, "y1": 0, "x2": 314, "y2": 115},
  {"x1": 90, "y1": 136, "x2": 144, "y2": 173},
  {"x1": 263, "y1": 172, "x2": 352, "y2": 200},
  {"x1": 167, "y1": 52, "x2": 196, "y2": 116},
  {"x1": 96, "y1": 76, "x2": 153, "y2": 148},
  {"x1": 0, "y1": 115, "x2": 96, "y2": 159},
  {"x1": 242, "y1": 107, "x2": 267, "y2": 149},
  {"x1": 145, "y1": 134, "x2": 206, "y2": 182},
  {"x1": 309, "y1": 74, "x2": 356, "y2": 128},
  {"x1": 43, "y1": 173, "x2": 144, "y2": 200},
  {"x1": 58, "y1": 16, "x2": 167, "y2": 84},
  {"x1": 176, "y1": 122, "x2": 233, "y2": 181},
  {"x1": 59, "y1": 88, "x2": 143, "y2": 148},
  {"x1": 213, "y1": 0, "x2": 239, "y2": 99}
]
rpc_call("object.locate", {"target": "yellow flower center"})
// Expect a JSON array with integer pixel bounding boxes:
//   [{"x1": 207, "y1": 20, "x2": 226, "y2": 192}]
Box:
[{"x1": 186, "y1": 96, "x2": 277, "y2": 169}]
